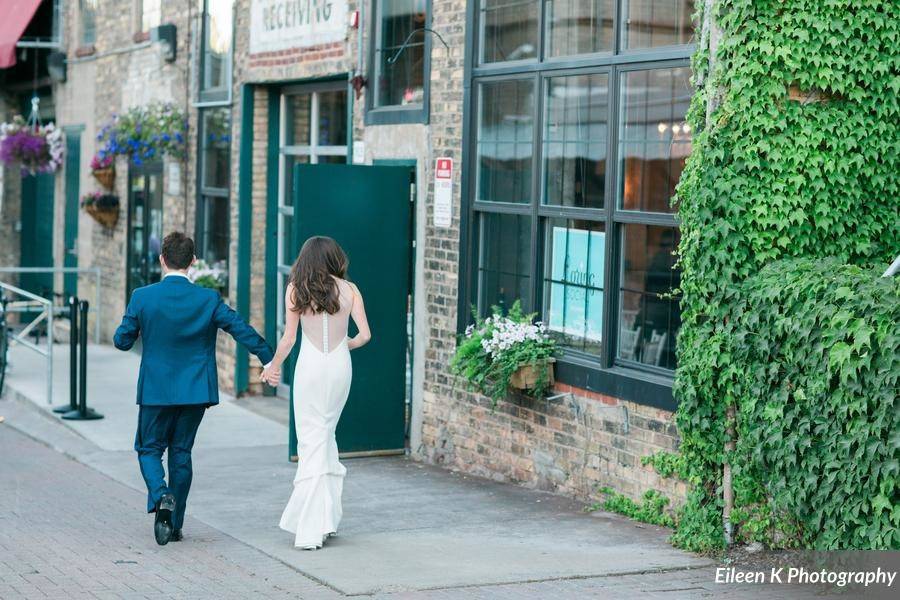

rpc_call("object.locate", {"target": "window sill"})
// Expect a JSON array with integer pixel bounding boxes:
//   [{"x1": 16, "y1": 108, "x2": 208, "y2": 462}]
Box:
[
  {"x1": 74, "y1": 45, "x2": 96, "y2": 58},
  {"x1": 554, "y1": 353, "x2": 676, "y2": 412},
  {"x1": 365, "y1": 104, "x2": 428, "y2": 126}
]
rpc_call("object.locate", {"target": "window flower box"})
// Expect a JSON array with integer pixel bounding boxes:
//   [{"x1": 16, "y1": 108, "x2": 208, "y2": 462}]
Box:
[{"x1": 451, "y1": 301, "x2": 557, "y2": 407}]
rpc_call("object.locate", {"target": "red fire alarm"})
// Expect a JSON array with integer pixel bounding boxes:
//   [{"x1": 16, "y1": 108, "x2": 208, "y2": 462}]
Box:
[{"x1": 350, "y1": 10, "x2": 360, "y2": 29}]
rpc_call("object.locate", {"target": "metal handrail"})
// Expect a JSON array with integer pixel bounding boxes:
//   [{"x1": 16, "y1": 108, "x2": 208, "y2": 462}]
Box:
[
  {"x1": 0, "y1": 282, "x2": 53, "y2": 404},
  {"x1": 0, "y1": 267, "x2": 101, "y2": 343}
]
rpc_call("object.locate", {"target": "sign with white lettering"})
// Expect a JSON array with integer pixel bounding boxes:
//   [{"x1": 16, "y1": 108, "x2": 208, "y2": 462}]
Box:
[
  {"x1": 433, "y1": 158, "x2": 453, "y2": 227},
  {"x1": 249, "y1": 0, "x2": 347, "y2": 54},
  {"x1": 547, "y1": 227, "x2": 605, "y2": 342}
]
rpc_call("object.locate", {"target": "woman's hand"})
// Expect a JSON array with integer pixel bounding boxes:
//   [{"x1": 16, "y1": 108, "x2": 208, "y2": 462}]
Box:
[{"x1": 259, "y1": 362, "x2": 281, "y2": 386}]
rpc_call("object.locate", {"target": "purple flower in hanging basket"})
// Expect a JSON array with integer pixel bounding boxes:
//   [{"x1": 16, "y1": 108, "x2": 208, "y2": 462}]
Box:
[{"x1": 0, "y1": 117, "x2": 63, "y2": 175}]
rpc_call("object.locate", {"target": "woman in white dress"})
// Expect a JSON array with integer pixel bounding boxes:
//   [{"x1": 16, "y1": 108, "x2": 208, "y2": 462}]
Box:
[{"x1": 260, "y1": 236, "x2": 371, "y2": 550}]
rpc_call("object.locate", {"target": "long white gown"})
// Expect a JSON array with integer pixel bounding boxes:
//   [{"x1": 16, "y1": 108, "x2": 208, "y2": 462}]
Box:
[{"x1": 279, "y1": 282, "x2": 353, "y2": 549}]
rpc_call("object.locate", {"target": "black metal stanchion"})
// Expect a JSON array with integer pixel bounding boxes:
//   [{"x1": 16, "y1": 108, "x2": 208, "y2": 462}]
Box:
[
  {"x1": 53, "y1": 296, "x2": 79, "y2": 414},
  {"x1": 62, "y1": 300, "x2": 103, "y2": 421}
]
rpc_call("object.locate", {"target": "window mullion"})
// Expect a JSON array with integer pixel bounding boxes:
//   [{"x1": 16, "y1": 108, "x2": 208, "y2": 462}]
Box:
[
  {"x1": 530, "y1": 72, "x2": 543, "y2": 314},
  {"x1": 602, "y1": 65, "x2": 621, "y2": 368}
]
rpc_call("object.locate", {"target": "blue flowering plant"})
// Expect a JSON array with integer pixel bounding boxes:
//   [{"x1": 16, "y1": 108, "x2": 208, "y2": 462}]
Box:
[{"x1": 96, "y1": 102, "x2": 187, "y2": 166}]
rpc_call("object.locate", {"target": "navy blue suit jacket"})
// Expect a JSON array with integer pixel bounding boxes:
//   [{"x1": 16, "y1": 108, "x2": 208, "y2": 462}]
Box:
[{"x1": 113, "y1": 275, "x2": 274, "y2": 406}]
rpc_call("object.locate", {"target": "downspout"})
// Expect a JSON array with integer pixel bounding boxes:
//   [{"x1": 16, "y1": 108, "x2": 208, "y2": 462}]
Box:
[{"x1": 701, "y1": 0, "x2": 733, "y2": 548}]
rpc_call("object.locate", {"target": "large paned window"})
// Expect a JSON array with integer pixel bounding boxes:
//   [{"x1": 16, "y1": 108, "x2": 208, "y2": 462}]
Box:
[
  {"x1": 80, "y1": 0, "x2": 98, "y2": 45},
  {"x1": 275, "y1": 84, "x2": 349, "y2": 394},
  {"x1": 140, "y1": 0, "x2": 162, "y2": 32},
  {"x1": 199, "y1": 0, "x2": 234, "y2": 103},
  {"x1": 368, "y1": 0, "x2": 430, "y2": 124},
  {"x1": 466, "y1": 0, "x2": 694, "y2": 397},
  {"x1": 196, "y1": 108, "x2": 232, "y2": 286}
]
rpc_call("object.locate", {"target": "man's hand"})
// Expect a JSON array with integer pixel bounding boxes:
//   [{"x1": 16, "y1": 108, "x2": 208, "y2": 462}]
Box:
[{"x1": 259, "y1": 363, "x2": 281, "y2": 387}]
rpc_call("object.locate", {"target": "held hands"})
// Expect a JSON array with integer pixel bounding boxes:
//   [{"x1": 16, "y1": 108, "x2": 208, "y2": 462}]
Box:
[{"x1": 259, "y1": 362, "x2": 281, "y2": 387}]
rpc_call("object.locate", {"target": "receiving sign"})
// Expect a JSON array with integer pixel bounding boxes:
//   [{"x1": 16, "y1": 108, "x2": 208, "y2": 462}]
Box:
[
  {"x1": 249, "y1": 0, "x2": 347, "y2": 53},
  {"x1": 546, "y1": 227, "x2": 605, "y2": 341},
  {"x1": 433, "y1": 158, "x2": 453, "y2": 227}
]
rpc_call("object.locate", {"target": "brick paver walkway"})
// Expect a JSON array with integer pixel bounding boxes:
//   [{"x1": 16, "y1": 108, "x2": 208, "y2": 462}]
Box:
[
  {"x1": 0, "y1": 427, "x2": 339, "y2": 600},
  {"x1": 0, "y1": 426, "x2": 833, "y2": 599}
]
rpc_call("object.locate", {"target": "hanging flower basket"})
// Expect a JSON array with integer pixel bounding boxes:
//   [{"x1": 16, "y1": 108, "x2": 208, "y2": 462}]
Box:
[
  {"x1": 96, "y1": 102, "x2": 187, "y2": 166},
  {"x1": 509, "y1": 358, "x2": 556, "y2": 391},
  {"x1": 90, "y1": 154, "x2": 115, "y2": 190},
  {"x1": 81, "y1": 192, "x2": 120, "y2": 229},
  {"x1": 0, "y1": 116, "x2": 64, "y2": 175}
]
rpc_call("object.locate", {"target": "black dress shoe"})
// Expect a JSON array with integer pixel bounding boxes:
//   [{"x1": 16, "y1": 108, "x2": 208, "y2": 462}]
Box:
[
  {"x1": 170, "y1": 529, "x2": 183, "y2": 542},
  {"x1": 154, "y1": 493, "x2": 176, "y2": 546}
]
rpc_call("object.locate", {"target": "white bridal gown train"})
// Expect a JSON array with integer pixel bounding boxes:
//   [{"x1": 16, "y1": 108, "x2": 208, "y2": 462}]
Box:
[{"x1": 279, "y1": 282, "x2": 353, "y2": 549}]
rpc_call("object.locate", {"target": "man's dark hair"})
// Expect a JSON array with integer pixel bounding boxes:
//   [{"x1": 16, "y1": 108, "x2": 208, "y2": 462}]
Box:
[{"x1": 161, "y1": 232, "x2": 195, "y2": 270}]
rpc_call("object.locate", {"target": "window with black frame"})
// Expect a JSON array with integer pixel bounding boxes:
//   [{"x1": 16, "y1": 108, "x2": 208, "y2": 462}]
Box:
[
  {"x1": 467, "y1": 0, "x2": 694, "y2": 385},
  {"x1": 196, "y1": 108, "x2": 231, "y2": 288},
  {"x1": 199, "y1": 0, "x2": 233, "y2": 103},
  {"x1": 79, "y1": 0, "x2": 98, "y2": 46},
  {"x1": 369, "y1": 0, "x2": 429, "y2": 123}
]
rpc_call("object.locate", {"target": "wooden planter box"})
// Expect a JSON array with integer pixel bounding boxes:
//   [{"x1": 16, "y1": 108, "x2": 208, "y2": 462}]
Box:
[
  {"x1": 92, "y1": 166, "x2": 115, "y2": 190},
  {"x1": 85, "y1": 203, "x2": 119, "y2": 229},
  {"x1": 509, "y1": 358, "x2": 555, "y2": 391}
]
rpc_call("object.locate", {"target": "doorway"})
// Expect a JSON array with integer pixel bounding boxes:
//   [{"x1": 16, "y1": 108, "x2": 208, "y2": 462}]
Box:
[
  {"x1": 290, "y1": 164, "x2": 414, "y2": 455},
  {"x1": 274, "y1": 81, "x2": 349, "y2": 397},
  {"x1": 126, "y1": 161, "x2": 164, "y2": 299},
  {"x1": 19, "y1": 172, "x2": 54, "y2": 299}
]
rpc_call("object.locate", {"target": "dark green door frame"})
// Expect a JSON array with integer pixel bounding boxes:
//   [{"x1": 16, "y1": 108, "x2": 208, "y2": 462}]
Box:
[
  {"x1": 235, "y1": 84, "x2": 254, "y2": 395},
  {"x1": 63, "y1": 126, "x2": 84, "y2": 298}
]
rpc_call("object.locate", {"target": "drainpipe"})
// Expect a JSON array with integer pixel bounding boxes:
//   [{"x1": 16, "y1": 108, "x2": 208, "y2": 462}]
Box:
[
  {"x1": 723, "y1": 403, "x2": 735, "y2": 546},
  {"x1": 357, "y1": 0, "x2": 365, "y2": 78}
]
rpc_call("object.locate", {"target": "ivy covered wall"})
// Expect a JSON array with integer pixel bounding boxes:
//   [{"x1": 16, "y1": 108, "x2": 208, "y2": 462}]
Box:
[{"x1": 671, "y1": 0, "x2": 899, "y2": 551}]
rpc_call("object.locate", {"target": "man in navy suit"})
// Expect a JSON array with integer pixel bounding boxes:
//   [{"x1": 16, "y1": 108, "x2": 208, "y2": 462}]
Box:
[{"x1": 114, "y1": 232, "x2": 276, "y2": 545}]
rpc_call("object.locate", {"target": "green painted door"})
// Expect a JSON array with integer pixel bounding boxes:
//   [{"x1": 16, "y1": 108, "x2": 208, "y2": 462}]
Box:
[
  {"x1": 63, "y1": 129, "x2": 82, "y2": 297},
  {"x1": 19, "y1": 172, "x2": 55, "y2": 298},
  {"x1": 291, "y1": 163, "x2": 412, "y2": 455}
]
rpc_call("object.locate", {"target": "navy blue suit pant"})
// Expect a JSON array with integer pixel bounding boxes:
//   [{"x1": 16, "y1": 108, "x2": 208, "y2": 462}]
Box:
[{"x1": 135, "y1": 404, "x2": 206, "y2": 530}]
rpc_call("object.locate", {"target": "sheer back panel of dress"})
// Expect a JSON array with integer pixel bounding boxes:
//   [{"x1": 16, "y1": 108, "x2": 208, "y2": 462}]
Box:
[{"x1": 299, "y1": 279, "x2": 353, "y2": 354}]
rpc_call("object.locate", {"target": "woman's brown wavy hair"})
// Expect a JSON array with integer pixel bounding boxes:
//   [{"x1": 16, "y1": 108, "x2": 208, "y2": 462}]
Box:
[{"x1": 288, "y1": 236, "x2": 349, "y2": 314}]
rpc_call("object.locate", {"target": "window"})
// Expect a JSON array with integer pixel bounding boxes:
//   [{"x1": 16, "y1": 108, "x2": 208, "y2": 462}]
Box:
[
  {"x1": 80, "y1": 0, "x2": 98, "y2": 46},
  {"x1": 275, "y1": 85, "x2": 349, "y2": 392},
  {"x1": 475, "y1": 79, "x2": 535, "y2": 205},
  {"x1": 199, "y1": 0, "x2": 234, "y2": 103},
  {"x1": 368, "y1": 0, "x2": 430, "y2": 124},
  {"x1": 196, "y1": 108, "x2": 232, "y2": 284},
  {"x1": 464, "y1": 0, "x2": 694, "y2": 394},
  {"x1": 480, "y1": 0, "x2": 539, "y2": 63},
  {"x1": 140, "y1": 0, "x2": 162, "y2": 32}
]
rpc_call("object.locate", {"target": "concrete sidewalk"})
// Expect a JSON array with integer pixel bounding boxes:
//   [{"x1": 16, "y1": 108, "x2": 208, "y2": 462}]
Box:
[{"x1": 2, "y1": 341, "x2": 825, "y2": 598}]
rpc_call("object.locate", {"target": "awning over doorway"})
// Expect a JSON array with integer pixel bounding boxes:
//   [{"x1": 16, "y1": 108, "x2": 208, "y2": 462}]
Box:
[{"x1": 0, "y1": 0, "x2": 43, "y2": 69}]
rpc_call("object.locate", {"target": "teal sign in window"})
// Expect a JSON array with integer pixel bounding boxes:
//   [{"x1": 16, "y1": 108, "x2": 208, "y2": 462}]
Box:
[{"x1": 547, "y1": 226, "x2": 605, "y2": 342}]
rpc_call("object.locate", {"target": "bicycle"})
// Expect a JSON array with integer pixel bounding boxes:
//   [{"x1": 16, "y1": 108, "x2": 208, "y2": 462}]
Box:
[{"x1": 0, "y1": 287, "x2": 8, "y2": 398}]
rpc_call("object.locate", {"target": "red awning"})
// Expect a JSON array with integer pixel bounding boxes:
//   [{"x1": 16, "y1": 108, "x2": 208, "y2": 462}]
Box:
[{"x1": 0, "y1": 0, "x2": 43, "y2": 69}]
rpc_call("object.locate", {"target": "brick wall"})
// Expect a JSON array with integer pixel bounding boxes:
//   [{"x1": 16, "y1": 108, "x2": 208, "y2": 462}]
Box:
[
  {"x1": 0, "y1": 95, "x2": 21, "y2": 286},
  {"x1": 412, "y1": 0, "x2": 685, "y2": 507},
  {"x1": 56, "y1": 0, "x2": 192, "y2": 342}
]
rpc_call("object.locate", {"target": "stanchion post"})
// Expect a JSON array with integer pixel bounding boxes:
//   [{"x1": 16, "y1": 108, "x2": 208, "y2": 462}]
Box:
[
  {"x1": 53, "y1": 296, "x2": 79, "y2": 414},
  {"x1": 62, "y1": 300, "x2": 103, "y2": 421}
]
